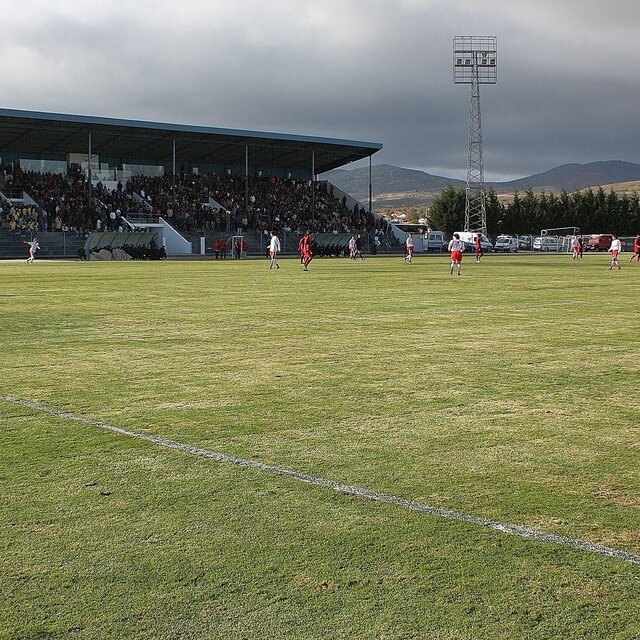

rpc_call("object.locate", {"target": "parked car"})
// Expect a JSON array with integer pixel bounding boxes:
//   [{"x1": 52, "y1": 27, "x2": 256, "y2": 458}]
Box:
[
  {"x1": 586, "y1": 234, "x2": 613, "y2": 251},
  {"x1": 494, "y1": 235, "x2": 519, "y2": 252},
  {"x1": 517, "y1": 235, "x2": 533, "y2": 250},
  {"x1": 533, "y1": 236, "x2": 559, "y2": 251}
]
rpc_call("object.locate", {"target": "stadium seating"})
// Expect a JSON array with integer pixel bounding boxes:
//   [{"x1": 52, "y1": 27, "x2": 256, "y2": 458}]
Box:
[{"x1": 1, "y1": 166, "x2": 387, "y2": 235}]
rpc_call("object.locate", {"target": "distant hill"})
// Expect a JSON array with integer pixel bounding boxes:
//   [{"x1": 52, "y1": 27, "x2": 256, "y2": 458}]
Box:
[
  {"x1": 581, "y1": 179, "x2": 640, "y2": 195},
  {"x1": 322, "y1": 161, "x2": 640, "y2": 207},
  {"x1": 323, "y1": 164, "x2": 464, "y2": 194},
  {"x1": 496, "y1": 161, "x2": 640, "y2": 192}
]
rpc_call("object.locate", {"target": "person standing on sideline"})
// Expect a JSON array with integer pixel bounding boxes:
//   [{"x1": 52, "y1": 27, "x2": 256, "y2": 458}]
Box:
[
  {"x1": 608, "y1": 234, "x2": 622, "y2": 270},
  {"x1": 354, "y1": 234, "x2": 365, "y2": 260},
  {"x1": 629, "y1": 234, "x2": 640, "y2": 263},
  {"x1": 268, "y1": 230, "x2": 281, "y2": 270},
  {"x1": 474, "y1": 233, "x2": 483, "y2": 263},
  {"x1": 405, "y1": 233, "x2": 414, "y2": 263},
  {"x1": 448, "y1": 233, "x2": 465, "y2": 276},
  {"x1": 25, "y1": 237, "x2": 40, "y2": 264},
  {"x1": 300, "y1": 230, "x2": 313, "y2": 271}
]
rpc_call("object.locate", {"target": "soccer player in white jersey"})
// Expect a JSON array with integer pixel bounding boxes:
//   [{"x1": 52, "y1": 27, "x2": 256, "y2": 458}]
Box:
[
  {"x1": 405, "y1": 233, "x2": 414, "y2": 263},
  {"x1": 348, "y1": 235, "x2": 357, "y2": 260},
  {"x1": 268, "y1": 231, "x2": 281, "y2": 270},
  {"x1": 608, "y1": 234, "x2": 622, "y2": 270},
  {"x1": 448, "y1": 233, "x2": 464, "y2": 276},
  {"x1": 25, "y1": 238, "x2": 41, "y2": 264},
  {"x1": 570, "y1": 236, "x2": 581, "y2": 260}
]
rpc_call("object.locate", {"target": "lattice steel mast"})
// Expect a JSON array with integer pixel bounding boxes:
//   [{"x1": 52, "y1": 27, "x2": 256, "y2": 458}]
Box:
[{"x1": 453, "y1": 36, "x2": 497, "y2": 237}]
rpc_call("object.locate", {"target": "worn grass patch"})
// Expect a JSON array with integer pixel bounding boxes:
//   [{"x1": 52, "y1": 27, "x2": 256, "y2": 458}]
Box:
[{"x1": 1, "y1": 254, "x2": 639, "y2": 639}]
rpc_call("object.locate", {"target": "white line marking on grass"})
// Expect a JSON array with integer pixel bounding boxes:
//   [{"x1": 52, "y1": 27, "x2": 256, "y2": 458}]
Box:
[{"x1": 2, "y1": 392, "x2": 639, "y2": 566}]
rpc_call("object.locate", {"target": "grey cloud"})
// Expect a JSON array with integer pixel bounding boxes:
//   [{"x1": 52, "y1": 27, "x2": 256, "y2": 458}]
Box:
[{"x1": 2, "y1": 0, "x2": 640, "y2": 181}]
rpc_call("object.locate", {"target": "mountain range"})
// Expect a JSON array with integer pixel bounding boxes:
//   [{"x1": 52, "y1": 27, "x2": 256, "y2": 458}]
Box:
[{"x1": 322, "y1": 161, "x2": 640, "y2": 208}]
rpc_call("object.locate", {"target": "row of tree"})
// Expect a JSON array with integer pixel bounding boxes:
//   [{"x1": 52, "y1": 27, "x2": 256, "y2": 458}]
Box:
[{"x1": 427, "y1": 186, "x2": 640, "y2": 236}]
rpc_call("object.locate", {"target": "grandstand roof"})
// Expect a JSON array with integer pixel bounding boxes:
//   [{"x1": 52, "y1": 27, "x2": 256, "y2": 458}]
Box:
[{"x1": 0, "y1": 108, "x2": 382, "y2": 174}]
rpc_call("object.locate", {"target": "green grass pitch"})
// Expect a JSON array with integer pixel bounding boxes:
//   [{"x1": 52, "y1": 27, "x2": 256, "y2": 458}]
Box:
[{"x1": 1, "y1": 254, "x2": 639, "y2": 639}]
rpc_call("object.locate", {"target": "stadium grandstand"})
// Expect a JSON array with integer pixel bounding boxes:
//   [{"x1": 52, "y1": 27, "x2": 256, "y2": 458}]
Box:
[{"x1": 0, "y1": 108, "x2": 392, "y2": 259}]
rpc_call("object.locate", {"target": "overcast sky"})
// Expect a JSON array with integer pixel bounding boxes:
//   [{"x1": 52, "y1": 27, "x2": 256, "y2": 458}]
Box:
[{"x1": 2, "y1": 0, "x2": 639, "y2": 180}]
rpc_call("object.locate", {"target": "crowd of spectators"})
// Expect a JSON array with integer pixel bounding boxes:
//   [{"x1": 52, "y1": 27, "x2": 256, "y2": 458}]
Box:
[
  {"x1": 0, "y1": 165, "x2": 389, "y2": 240},
  {"x1": 0, "y1": 203, "x2": 41, "y2": 233},
  {"x1": 116, "y1": 172, "x2": 389, "y2": 238}
]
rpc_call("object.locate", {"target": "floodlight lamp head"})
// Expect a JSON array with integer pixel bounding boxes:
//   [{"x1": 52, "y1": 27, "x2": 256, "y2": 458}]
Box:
[{"x1": 453, "y1": 36, "x2": 497, "y2": 84}]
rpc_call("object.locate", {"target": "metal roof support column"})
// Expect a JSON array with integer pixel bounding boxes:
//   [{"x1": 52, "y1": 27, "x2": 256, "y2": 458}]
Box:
[
  {"x1": 311, "y1": 148, "x2": 315, "y2": 222},
  {"x1": 87, "y1": 131, "x2": 92, "y2": 216},
  {"x1": 172, "y1": 139, "x2": 176, "y2": 208},
  {"x1": 369, "y1": 154, "x2": 372, "y2": 214},
  {"x1": 245, "y1": 145, "x2": 249, "y2": 223}
]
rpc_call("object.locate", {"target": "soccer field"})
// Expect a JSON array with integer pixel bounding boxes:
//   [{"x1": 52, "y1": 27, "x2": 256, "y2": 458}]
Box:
[{"x1": 1, "y1": 254, "x2": 639, "y2": 639}]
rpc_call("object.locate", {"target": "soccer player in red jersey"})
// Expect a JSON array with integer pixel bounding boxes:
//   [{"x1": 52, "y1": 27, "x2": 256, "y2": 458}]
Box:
[
  {"x1": 474, "y1": 234, "x2": 483, "y2": 263},
  {"x1": 300, "y1": 230, "x2": 313, "y2": 271}
]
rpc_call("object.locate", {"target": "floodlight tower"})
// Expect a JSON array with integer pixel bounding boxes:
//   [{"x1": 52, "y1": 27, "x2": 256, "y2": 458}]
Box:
[{"x1": 453, "y1": 36, "x2": 497, "y2": 237}]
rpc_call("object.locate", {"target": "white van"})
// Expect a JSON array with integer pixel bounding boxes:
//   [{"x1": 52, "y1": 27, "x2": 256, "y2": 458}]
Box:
[
  {"x1": 425, "y1": 231, "x2": 445, "y2": 252},
  {"x1": 494, "y1": 235, "x2": 518, "y2": 252},
  {"x1": 533, "y1": 236, "x2": 559, "y2": 251}
]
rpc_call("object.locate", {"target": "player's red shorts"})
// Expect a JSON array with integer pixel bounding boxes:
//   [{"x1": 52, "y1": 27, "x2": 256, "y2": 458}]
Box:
[
  {"x1": 269, "y1": 251, "x2": 276, "y2": 258},
  {"x1": 451, "y1": 250, "x2": 463, "y2": 262},
  {"x1": 612, "y1": 250, "x2": 619, "y2": 259},
  {"x1": 302, "y1": 251, "x2": 312, "y2": 260},
  {"x1": 407, "y1": 247, "x2": 414, "y2": 255}
]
